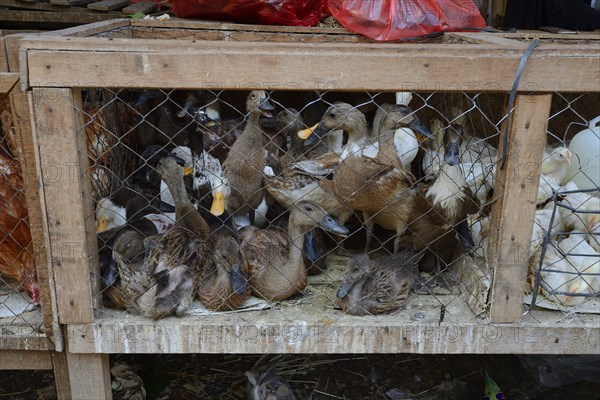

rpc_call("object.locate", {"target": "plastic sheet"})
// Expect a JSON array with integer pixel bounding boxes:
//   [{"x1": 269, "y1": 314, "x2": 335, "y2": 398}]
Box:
[
  {"x1": 172, "y1": 0, "x2": 329, "y2": 26},
  {"x1": 328, "y1": 0, "x2": 486, "y2": 41}
]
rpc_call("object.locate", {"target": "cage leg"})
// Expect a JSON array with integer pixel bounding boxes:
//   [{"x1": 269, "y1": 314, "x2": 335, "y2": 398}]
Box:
[{"x1": 52, "y1": 349, "x2": 111, "y2": 400}]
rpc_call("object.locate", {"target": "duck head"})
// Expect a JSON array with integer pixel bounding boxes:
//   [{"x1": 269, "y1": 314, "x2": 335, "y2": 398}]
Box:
[
  {"x1": 443, "y1": 124, "x2": 464, "y2": 166},
  {"x1": 138, "y1": 145, "x2": 190, "y2": 186},
  {"x1": 292, "y1": 200, "x2": 349, "y2": 236},
  {"x1": 298, "y1": 102, "x2": 365, "y2": 146},
  {"x1": 380, "y1": 104, "x2": 434, "y2": 140},
  {"x1": 247, "y1": 90, "x2": 275, "y2": 118}
]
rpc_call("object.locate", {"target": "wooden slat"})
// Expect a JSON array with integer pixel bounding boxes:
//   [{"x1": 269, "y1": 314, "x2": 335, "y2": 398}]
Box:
[
  {"x1": 0, "y1": 72, "x2": 18, "y2": 92},
  {"x1": 0, "y1": 335, "x2": 54, "y2": 351},
  {"x1": 67, "y1": 316, "x2": 599, "y2": 354},
  {"x1": 0, "y1": 10, "x2": 122, "y2": 26},
  {"x1": 448, "y1": 32, "x2": 527, "y2": 46},
  {"x1": 87, "y1": 0, "x2": 129, "y2": 11},
  {"x1": 0, "y1": 350, "x2": 53, "y2": 369},
  {"x1": 51, "y1": 350, "x2": 72, "y2": 400},
  {"x1": 0, "y1": 37, "x2": 8, "y2": 72},
  {"x1": 20, "y1": 38, "x2": 600, "y2": 92},
  {"x1": 130, "y1": 17, "x2": 357, "y2": 35},
  {"x1": 3, "y1": 33, "x2": 27, "y2": 73},
  {"x1": 65, "y1": 352, "x2": 111, "y2": 399},
  {"x1": 39, "y1": 18, "x2": 130, "y2": 37},
  {"x1": 122, "y1": 1, "x2": 156, "y2": 14},
  {"x1": 50, "y1": 0, "x2": 96, "y2": 5},
  {"x1": 0, "y1": 0, "x2": 73, "y2": 11},
  {"x1": 487, "y1": 94, "x2": 553, "y2": 323},
  {"x1": 10, "y1": 86, "x2": 63, "y2": 350},
  {"x1": 32, "y1": 88, "x2": 95, "y2": 324}
]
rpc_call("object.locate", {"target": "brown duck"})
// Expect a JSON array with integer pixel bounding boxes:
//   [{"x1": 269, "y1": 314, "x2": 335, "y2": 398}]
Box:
[
  {"x1": 220, "y1": 90, "x2": 275, "y2": 224},
  {"x1": 240, "y1": 200, "x2": 348, "y2": 301},
  {"x1": 336, "y1": 249, "x2": 422, "y2": 316},
  {"x1": 141, "y1": 157, "x2": 210, "y2": 319},
  {"x1": 299, "y1": 103, "x2": 432, "y2": 253}
]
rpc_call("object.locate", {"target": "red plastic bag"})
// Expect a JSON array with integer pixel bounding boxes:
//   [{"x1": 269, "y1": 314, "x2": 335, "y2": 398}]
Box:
[
  {"x1": 172, "y1": 0, "x2": 329, "y2": 27},
  {"x1": 328, "y1": 0, "x2": 485, "y2": 41}
]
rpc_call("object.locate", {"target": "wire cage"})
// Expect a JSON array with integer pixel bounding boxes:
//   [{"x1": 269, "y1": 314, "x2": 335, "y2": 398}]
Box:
[
  {"x1": 526, "y1": 93, "x2": 600, "y2": 317},
  {"x1": 0, "y1": 85, "x2": 55, "y2": 352},
  {"x1": 80, "y1": 87, "x2": 504, "y2": 326}
]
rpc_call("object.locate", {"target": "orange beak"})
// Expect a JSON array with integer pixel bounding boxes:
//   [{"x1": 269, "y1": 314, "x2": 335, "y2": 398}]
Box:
[
  {"x1": 298, "y1": 124, "x2": 318, "y2": 140},
  {"x1": 210, "y1": 191, "x2": 225, "y2": 217}
]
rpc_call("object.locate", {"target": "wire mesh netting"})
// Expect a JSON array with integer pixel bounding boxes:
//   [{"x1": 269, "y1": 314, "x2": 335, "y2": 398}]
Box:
[
  {"x1": 76, "y1": 88, "x2": 598, "y2": 326},
  {"x1": 0, "y1": 93, "x2": 44, "y2": 338},
  {"x1": 527, "y1": 93, "x2": 600, "y2": 318}
]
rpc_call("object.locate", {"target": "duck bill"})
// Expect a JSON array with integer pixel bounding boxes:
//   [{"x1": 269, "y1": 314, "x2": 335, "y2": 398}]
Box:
[
  {"x1": 259, "y1": 99, "x2": 275, "y2": 118},
  {"x1": 444, "y1": 141, "x2": 460, "y2": 166},
  {"x1": 210, "y1": 191, "x2": 225, "y2": 216},
  {"x1": 177, "y1": 93, "x2": 197, "y2": 118},
  {"x1": 318, "y1": 214, "x2": 349, "y2": 236},
  {"x1": 182, "y1": 166, "x2": 194, "y2": 176},
  {"x1": 410, "y1": 117, "x2": 435, "y2": 140},
  {"x1": 229, "y1": 264, "x2": 249, "y2": 296},
  {"x1": 300, "y1": 123, "x2": 326, "y2": 146},
  {"x1": 166, "y1": 152, "x2": 186, "y2": 167},
  {"x1": 103, "y1": 258, "x2": 119, "y2": 288}
]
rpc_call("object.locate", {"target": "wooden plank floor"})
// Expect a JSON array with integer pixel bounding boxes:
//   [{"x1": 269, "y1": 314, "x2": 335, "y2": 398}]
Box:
[{"x1": 65, "y1": 256, "x2": 599, "y2": 355}]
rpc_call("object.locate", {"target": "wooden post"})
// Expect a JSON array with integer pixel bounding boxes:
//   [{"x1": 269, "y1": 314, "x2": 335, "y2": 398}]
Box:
[
  {"x1": 32, "y1": 87, "x2": 97, "y2": 324},
  {"x1": 9, "y1": 84, "x2": 63, "y2": 350},
  {"x1": 488, "y1": 94, "x2": 552, "y2": 323},
  {"x1": 53, "y1": 340, "x2": 112, "y2": 400}
]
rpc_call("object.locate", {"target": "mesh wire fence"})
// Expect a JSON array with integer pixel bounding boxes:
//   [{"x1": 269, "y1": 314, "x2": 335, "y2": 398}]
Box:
[
  {"x1": 0, "y1": 93, "x2": 44, "y2": 337},
  {"x1": 75, "y1": 88, "x2": 598, "y2": 326},
  {"x1": 527, "y1": 93, "x2": 600, "y2": 318}
]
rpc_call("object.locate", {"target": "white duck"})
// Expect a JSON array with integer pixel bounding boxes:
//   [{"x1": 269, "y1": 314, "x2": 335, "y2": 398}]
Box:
[{"x1": 371, "y1": 92, "x2": 426, "y2": 172}]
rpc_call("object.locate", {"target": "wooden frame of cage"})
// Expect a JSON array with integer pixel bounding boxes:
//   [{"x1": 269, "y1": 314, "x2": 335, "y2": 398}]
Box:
[{"x1": 7, "y1": 19, "x2": 600, "y2": 399}]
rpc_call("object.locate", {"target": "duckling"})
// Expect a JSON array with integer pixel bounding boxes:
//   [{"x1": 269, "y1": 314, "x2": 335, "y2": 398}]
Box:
[
  {"x1": 405, "y1": 124, "x2": 480, "y2": 276},
  {"x1": 221, "y1": 90, "x2": 275, "y2": 225},
  {"x1": 240, "y1": 201, "x2": 348, "y2": 301},
  {"x1": 246, "y1": 366, "x2": 297, "y2": 400},
  {"x1": 197, "y1": 234, "x2": 250, "y2": 311},
  {"x1": 300, "y1": 103, "x2": 431, "y2": 253},
  {"x1": 142, "y1": 157, "x2": 210, "y2": 319},
  {"x1": 336, "y1": 250, "x2": 422, "y2": 316}
]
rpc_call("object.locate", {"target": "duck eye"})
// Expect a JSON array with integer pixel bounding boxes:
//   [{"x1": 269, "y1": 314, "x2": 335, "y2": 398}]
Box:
[
  {"x1": 305, "y1": 206, "x2": 313, "y2": 212},
  {"x1": 328, "y1": 112, "x2": 336, "y2": 118},
  {"x1": 251, "y1": 93, "x2": 257, "y2": 99}
]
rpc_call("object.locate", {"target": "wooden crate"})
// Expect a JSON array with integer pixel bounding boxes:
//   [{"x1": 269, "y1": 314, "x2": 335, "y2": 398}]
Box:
[{"x1": 12, "y1": 19, "x2": 600, "y2": 398}]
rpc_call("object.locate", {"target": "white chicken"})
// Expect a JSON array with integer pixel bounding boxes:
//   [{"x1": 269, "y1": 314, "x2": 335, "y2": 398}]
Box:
[
  {"x1": 539, "y1": 243, "x2": 587, "y2": 307},
  {"x1": 530, "y1": 208, "x2": 567, "y2": 258},
  {"x1": 557, "y1": 235, "x2": 599, "y2": 295},
  {"x1": 537, "y1": 146, "x2": 572, "y2": 204}
]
